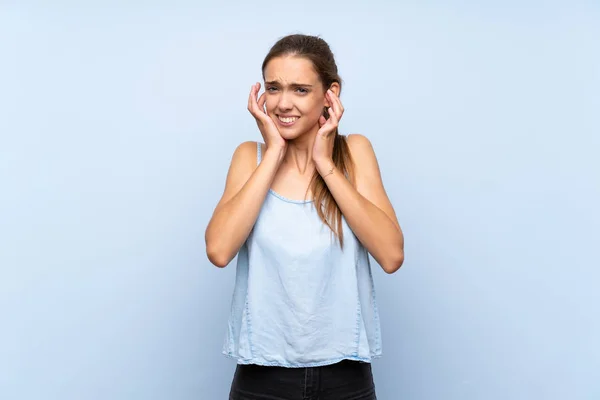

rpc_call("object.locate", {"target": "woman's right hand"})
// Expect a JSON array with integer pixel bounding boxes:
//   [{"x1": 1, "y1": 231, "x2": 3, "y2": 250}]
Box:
[{"x1": 247, "y1": 83, "x2": 287, "y2": 155}]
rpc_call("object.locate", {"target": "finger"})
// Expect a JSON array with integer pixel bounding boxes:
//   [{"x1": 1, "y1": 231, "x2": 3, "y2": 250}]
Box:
[
  {"x1": 327, "y1": 106, "x2": 339, "y2": 127},
  {"x1": 328, "y1": 90, "x2": 344, "y2": 119},
  {"x1": 248, "y1": 83, "x2": 257, "y2": 112},
  {"x1": 336, "y1": 96, "x2": 344, "y2": 117},
  {"x1": 249, "y1": 83, "x2": 264, "y2": 117},
  {"x1": 317, "y1": 111, "x2": 336, "y2": 138},
  {"x1": 328, "y1": 90, "x2": 343, "y2": 119},
  {"x1": 318, "y1": 115, "x2": 327, "y2": 127},
  {"x1": 247, "y1": 84, "x2": 253, "y2": 111},
  {"x1": 258, "y1": 92, "x2": 267, "y2": 114}
]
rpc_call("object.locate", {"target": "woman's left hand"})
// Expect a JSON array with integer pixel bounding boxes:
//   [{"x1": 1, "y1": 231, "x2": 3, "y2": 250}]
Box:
[{"x1": 313, "y1": 89, "x2": 344, "y2": 172}]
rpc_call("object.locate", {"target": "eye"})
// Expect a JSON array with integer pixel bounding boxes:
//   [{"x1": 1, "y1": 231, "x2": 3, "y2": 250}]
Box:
[
  {"x1": 296, "y1": 87, "x2": 309, "y2": 94},
  {"x1": 266, "y1": 86, "x2": 278, "y2": 92}
]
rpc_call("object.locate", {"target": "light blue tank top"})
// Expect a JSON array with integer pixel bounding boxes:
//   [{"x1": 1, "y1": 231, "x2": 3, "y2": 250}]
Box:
[{"x1": 222, "y1": 142, "x2": 382, "y2": 367}]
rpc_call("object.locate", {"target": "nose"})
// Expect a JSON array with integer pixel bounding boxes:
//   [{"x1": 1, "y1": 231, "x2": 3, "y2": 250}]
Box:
[{"x1": 277, "y1": 91, "x2": 293, "y2": 111}]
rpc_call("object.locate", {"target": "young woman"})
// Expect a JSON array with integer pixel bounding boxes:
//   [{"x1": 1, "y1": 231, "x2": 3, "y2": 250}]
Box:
[{"x1": 205, "y1": 34, "x2": 404, "y2": 400}]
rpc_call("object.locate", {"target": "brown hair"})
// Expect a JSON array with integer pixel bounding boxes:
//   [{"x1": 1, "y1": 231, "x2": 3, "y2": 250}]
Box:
[{"x1": 261, "y1": 34, "x2": 355, "y2": 247}]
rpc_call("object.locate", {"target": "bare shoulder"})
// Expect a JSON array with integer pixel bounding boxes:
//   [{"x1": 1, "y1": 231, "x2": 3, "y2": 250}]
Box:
[
  {"x1": 213, "y1": 140, "x2": 259, "y2": 211},
  {"x1": 346, "y1": 133, "x2": 381, "y2": 178},
  {"x1": 226, "y1": 140, "x2": 258, "y2": 179},
  {"x1": 345, "y1": 133, "x2": 400, "y2": 229},
  {"x1": 230, "y1": 140, "x2": 259, "y2": 163},
  {"x1": 346, "y1": 132, "x2": 373, "y2": 149}
]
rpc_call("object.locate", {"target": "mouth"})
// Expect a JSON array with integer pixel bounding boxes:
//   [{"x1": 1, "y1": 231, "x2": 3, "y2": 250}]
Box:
[{"x1": 276, "y1": 115, "x2": 299, "y2": 127}]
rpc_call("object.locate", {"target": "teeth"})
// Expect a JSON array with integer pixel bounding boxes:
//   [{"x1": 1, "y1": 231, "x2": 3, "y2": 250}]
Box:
[{"x1": 279, "y1": 116, "x2": 298, "y2": 123}]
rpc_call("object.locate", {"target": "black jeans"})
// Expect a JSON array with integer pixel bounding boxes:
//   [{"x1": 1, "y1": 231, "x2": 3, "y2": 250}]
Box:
[{"x1": 229, "y1": 359, "x2": 377, "y2": 400}]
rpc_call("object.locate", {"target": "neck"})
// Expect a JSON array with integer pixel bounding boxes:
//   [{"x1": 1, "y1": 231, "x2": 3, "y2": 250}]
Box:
[{"x1": 283, "y1": 124, "x2": 320, "y2": 175}]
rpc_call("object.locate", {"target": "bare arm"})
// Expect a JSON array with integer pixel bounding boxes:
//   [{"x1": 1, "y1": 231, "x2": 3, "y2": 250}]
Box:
[
  {"x1": 316, "y1": 134, "x2": 404, "y2": 273},
  {"x1": 205, "y1": 141, "x2": 284, "y2": 267}
]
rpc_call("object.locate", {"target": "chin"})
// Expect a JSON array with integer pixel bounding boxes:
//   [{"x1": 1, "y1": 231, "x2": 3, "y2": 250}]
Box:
[{"x1": 279, "y1": 129, "x2": 305, "y2": 140}]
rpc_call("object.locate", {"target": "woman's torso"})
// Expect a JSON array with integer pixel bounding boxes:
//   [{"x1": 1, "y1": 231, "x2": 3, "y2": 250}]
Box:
[{"x1": 222, "y1": 141, "x2": 382, "y2": 367}]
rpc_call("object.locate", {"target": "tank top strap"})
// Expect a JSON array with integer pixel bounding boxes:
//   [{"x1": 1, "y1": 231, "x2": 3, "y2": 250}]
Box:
[{"x1": 256, "y1": 142, "x2": 262, "y2": 166}]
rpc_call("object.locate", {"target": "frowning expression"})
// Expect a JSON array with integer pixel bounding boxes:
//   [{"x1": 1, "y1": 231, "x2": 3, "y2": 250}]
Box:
[{"x1": 263, "y1": 55, "x2": 327, "y2": 139}]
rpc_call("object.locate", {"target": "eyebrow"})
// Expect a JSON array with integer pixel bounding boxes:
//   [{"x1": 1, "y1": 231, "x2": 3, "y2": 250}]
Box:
[{"x1": 265, "y1": 81, "x2": 313, "y2": 87}]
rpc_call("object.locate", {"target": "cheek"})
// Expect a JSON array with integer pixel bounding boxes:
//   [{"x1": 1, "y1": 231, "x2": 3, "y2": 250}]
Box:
[
  {"x1": 265, "y1": 98, "x2": 277, "y2": 113},
  {"x1": 307, "y1": 102, "x2": 325, "y2": 122},
  {"x1": 300, "y1": 97, "x2": 324, "y2": 115}
]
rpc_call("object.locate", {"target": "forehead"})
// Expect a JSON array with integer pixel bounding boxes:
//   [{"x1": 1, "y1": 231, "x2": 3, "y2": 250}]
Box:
[{"x1": 264, "y1": 55, "x2": 320, "y2": 85}]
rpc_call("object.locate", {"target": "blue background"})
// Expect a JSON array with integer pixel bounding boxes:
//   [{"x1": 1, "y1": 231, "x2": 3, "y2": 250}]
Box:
[{"x1": 1, "y1": 1, "x2": 598, "y2": 399}]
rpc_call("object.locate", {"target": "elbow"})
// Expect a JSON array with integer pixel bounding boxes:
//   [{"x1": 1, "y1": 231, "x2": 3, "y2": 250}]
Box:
[
  {"x1": 206, "y1": 248, "x2": 231, "y2": 268},
  {"x1": 381, "y1": 250, "x2": 404, "y2": 274},
  {"x1": 205, "y1": 240, "x2": 233, "y2": 268},
  {"x1": 208, "y1": 255, "x2": 229, "y2": 268}
]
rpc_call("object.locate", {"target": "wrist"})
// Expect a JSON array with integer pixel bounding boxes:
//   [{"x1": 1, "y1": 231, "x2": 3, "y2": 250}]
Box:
[
  {"x1": 315, "y1": 158, "x2": 335, "y2": 177},
  {"x1": 264, "y1": 146, "x2": 286, "y2": 165}
]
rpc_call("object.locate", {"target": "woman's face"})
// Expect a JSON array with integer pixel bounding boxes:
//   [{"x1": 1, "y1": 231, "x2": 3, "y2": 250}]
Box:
[{"x1": 263, "y1": 56, "x2": 328, "y2": 140}]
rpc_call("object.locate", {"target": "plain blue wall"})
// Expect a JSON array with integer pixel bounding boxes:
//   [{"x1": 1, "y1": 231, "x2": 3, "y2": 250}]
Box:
[{"x1": 1, "y1": 2, "x2": 598, "y2": 399}]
